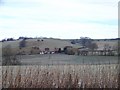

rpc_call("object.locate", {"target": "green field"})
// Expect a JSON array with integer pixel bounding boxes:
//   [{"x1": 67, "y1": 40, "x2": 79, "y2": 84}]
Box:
[{"x1": 19, "y1": 54, "x2": 118, "y2": 65}]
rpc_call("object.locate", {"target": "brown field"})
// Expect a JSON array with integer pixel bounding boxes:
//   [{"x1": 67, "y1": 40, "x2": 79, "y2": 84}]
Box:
[{"x1": 2, "y1": 64, "x2": 119, "y2": 88}]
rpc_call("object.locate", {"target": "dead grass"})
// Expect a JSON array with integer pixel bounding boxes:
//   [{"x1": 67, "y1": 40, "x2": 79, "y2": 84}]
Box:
[{"x1": 2, "y1": 64, "x2": 119, "y2": 88}]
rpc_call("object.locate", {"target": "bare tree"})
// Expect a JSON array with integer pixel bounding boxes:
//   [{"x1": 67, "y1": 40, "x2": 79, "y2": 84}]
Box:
[
  {"x1": 112, "y1": 42, "x2": 119, "y2": 55},
  {"x1": 19, "y1": 39, "x2": 26, "y2": 49},
  {"x1": 2, "y1": 45, "x2": 21, "y2": 65},
  {"x1": 88, "y1": 43, "x2": 98, "y2": 55},
  {"x1": 118, "y1": 41, "x2": 120, "y2": 56},
  {"x1": 80, "y1": 37, "x2": 93, "y2": 48},
  {"x1": 103, "y1": 44, "x2": 110, "y2": 56}
]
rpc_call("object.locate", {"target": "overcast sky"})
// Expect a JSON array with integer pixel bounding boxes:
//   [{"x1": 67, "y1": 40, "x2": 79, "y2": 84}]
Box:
[{"x1": 0, "y1": 0, "x2": 119, "y2": 40}]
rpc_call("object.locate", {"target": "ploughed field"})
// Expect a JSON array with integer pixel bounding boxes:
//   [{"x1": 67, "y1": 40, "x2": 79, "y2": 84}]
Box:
[{"x1": 19, "y1": 54, "x2": 118, "y2": 65}]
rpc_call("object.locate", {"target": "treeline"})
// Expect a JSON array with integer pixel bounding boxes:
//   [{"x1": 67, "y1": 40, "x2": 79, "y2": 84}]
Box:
[
  {"x1": 1, "y1": 36, "x2": 120, "y2": 42},
  {"x1": 0, "y1": 37, "x2": 33, "y2": 42},
  {"x1": 0, "y1": 36, "x2": 50, "y2": 42},
  {"x1": 70, "y1": 37, "x2": 120, "y2": 45}
]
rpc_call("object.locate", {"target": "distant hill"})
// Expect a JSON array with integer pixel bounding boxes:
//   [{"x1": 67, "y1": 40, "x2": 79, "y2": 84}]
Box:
[
  {"x1": 93, "y1": 40, "x2": 118, "y2": 50},
  {"x1": 1, "y1": 37, "x2": 119, "y2": 52},
  {"x1": 2, "y1": 38, "x2": 81, "y2": 54},
  {"x1": 65, "y1": 38, "x2": 119, "y2": 50}
]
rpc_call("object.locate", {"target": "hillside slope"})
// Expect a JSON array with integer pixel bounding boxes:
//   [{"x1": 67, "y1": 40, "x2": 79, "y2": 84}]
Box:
[
  {"x1": 2, "y1": 38, "x2": 81, "y2": 51},
  {"x1": 93, "y1": 40, "x2": 118, "y2": 50}
]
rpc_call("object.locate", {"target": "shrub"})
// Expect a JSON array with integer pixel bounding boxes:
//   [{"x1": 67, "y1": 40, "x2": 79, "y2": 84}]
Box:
[
  {"x1": 71, "y1": 40, "x2": 76, "y2": 44},
  {"x1": 19, "y1": 39, "x2": 26, "y2": 48},
  {"x1": 66, "y1": 48, "x2": 75, "y2": 55}
]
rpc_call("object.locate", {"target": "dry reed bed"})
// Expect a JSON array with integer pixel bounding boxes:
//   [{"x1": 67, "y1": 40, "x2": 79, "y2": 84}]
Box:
[
  {"x1": 2, "y1": 64, "x2": 119, "y2": 88},
  {"x1": 0, "y1": 66, "x2": 2, "y2": 89}
]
